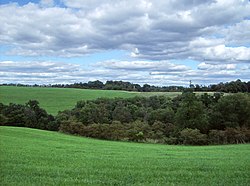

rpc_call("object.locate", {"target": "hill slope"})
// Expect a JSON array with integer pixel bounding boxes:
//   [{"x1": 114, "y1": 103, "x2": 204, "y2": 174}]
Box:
[
  {"x1": 0, "y1": 126, "x2": 249, "y2": 185},
  {"x1": 0, "y1": 86, "x2": 181, "y2": 115},
  {"x1": 0, "y1": 86, "x2": 139, "y2": 115}
]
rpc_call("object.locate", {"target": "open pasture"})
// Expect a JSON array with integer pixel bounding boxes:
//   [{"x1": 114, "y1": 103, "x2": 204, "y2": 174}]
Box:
[
  {"x1": 0, "y1": 126, "x2": 249, "y2": 185},
  {"x1": 0, "y1": 86, "x2": 183, "y2": 115},
  {"x1": 0, "y1": 86, "x2": 138, "y2": 115}
]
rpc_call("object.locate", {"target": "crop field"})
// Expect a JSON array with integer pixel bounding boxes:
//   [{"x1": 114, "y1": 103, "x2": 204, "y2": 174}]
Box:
[
  {"x1": 0, "y1": 126, "x2": 249, "y2": 186},
  {"x1": 0, "y1": 86, "x2": 183, "y2": 115}
]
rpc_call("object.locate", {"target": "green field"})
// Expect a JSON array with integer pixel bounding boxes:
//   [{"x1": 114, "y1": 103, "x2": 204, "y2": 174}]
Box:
[
  {"x1": 0, "y1": 126, "x2": 249, "y2": 185},
  {"x1": 0, "y1": 86, "x2": 182, "y2": 115},
  {"x1": 0, "y1": 86, "x2": 138, "y2": 115}
]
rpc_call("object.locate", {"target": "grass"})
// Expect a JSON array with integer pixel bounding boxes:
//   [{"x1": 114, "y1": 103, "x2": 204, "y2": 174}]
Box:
[
  {"x1": 0, "y1": 86, "x2": 140, "y2": 115},
  {"x1": 0, "y1": 86, "x2": 182, "y2": 115},
  {"x1": 0, "y1": 126, "x2": 249, "y2": 186}
]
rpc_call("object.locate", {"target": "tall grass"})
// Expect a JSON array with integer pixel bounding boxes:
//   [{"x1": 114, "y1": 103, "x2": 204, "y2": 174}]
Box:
[{"x1": 1, "y1": 126, "x2": 249, "y2": 185}]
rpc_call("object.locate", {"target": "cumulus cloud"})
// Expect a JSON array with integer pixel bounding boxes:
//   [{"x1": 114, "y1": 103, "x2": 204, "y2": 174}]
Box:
[
  {"x1": 0, "y1": 0, "x2": 250, "y2": 85},
  {"x1": 224, "y1": 19, "x2": 250, "y2": 46},
  {"x1": 0, "y1": 61, "x2": 84, "y2": 84},
  {"x1": 40, "y1": 0, "x2": 54, "y2": 7},
  {"x1": 190, "y1": 44, "x2": 250, "y2": 63},
  {"x1": 0, "y1": 60, "x2": 149, "y2": 85},
  {"x1": 0, "y1": 61, "x2": 79, "y2": 73},
  {"x1": 197, "y1": 62, "x2": 236, "y2": 70},
  {"x1": 1, "y1": 59, "x2": 249, "y2": 85},
  {"x1": 98, "y1": 60, "x2": 190, "y2": 72},
  {"x1": 0, "y1": 0, "x2": 250, "y2": 62}
]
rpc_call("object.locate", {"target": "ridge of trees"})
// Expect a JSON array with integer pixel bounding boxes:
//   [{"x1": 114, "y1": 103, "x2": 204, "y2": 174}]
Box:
[
  {"x1": 1, "y1": 79, "x2": 250, "y2": 93},
  {"x1": 1, "y1": 92, "x2": 250, "y2": 145}
]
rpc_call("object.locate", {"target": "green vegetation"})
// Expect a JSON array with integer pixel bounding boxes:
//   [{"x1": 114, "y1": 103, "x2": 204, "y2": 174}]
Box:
[
  {"x1": 0, "y1": 86, "x2": 182, "y2": 115},
  {"x1": 1, "y1": 126, "x2": 249, "y2": 186},
  {"x1": 6, "y1": 79, "x2": 250, "y2": 93},
  {"x1": 1, "y1": 91, "x2": 250, "y2": 145},
  {"x1": 0, "y1": 86, "x2": 137, "y2": 115}
]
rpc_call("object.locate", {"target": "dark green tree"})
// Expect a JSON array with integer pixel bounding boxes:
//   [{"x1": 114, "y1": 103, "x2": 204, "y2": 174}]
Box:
[
  {"x1": 209, "y1": 93, "x2": 250, "y2": 129},
  {"x1": 174, "y1": 92, "x2": 209, "y2": 133}
]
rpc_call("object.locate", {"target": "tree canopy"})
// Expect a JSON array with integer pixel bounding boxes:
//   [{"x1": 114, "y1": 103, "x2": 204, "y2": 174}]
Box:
[{"x1": 2, "y1": 92, "x2": 249, "y2": 145}]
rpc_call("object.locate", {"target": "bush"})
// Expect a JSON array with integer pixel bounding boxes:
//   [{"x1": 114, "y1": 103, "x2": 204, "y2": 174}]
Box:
[
  {"x1": 59, "y1": 120, "x2": 85, "y2": 135},
  {"x1": 224, "y1": 127, "x2": 248, "y2": 144},
  {"x1": 208, "y1": 127, "x2": 250, "y2": 144},
  {"x1": 165, "y1": 137, "x2": 179, "y2": 145},
  {"x1": 180, "y1": 128, "x2": 208, "y2": 145},
  {"x1": 208, "y1": 130, "x2": 226, "y2": 144}
]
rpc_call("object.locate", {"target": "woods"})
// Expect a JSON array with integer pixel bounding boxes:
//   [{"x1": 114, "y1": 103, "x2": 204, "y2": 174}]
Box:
[
  {"x1": 1, "y1": 92, "x2": 249, "y2": 145},
  {"x1": 2, "y1": 79, "x2": 250, "y2": 93}
]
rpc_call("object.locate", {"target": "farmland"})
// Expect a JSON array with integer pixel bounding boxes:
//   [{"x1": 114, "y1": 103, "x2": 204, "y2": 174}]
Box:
[
  {"x1": 0, "y1": 86, "x2": 137, "y2": 115},
  {"x1": 0, "y1": 126, "x2": 249, "y2": 186},
  {"x1": 0, "y1": 86, "x2": 182, "y2": 115}
]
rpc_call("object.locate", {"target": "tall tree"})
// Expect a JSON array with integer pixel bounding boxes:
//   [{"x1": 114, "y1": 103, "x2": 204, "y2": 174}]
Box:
[{"x1": 174, "y1": 92, "x2": 209, "y2": 133}]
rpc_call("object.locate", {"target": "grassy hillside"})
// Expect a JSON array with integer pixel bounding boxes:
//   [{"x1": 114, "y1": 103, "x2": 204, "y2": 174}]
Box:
[
  {"x1": 0, "y1": 86, "x2": 182, "y2": 115},
  {"x1": 1, "y1": 126, "x2": 249, "y2": 186},
  {"x1": 0, "y1": 86, "x2": 138, "y2": 115}
]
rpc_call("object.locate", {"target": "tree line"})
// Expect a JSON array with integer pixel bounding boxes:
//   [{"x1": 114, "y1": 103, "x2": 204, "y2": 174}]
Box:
[
  {"x1": 2, "y1": 79, "x2": 250, "y2": 93},
  {"x1": 1, "y1": 92, "x2": 250, "y2": 145},
  {"x1": 0, "y1": 100, "x2": 59, "y2": 131}
]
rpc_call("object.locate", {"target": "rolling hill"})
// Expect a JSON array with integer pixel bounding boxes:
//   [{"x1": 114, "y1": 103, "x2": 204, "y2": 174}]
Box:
[
  {"x1": 0, "y1": 126, "x2": 249, "y2": 185},
  {"x1": 0, "y1": 86, "x2": 182, "y2": 115}
]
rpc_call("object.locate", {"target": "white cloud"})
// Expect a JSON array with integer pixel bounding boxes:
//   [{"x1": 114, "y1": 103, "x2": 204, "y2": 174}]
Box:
[
  {"x1": 98, "y1": 60, "x2": 190, "y2": 72},
  {"x1": 40, "y1": 0, "x2": 54, "y2": 7},
  {"x1": 196, "y1": 45, "x2": 250, "y2": 62},
  {"x1": 131, "y1": 48, "x2": 140, "y2": 57},
  {"x1": 188, "y1": 38, "x2": 250, "y2": 63},
  {"x1": 0, "y1": 0, "x2": 250, "y2": 85},
  {"x1": 0, "y1": 61, "x2": 80, "y2": 73},
  {"x1": 197, "y1": 62, "x2": 236, "y2": 70},
  {"x1": 1, "y1": 0, "x2": 249, "y2": 61},
  {"x1": 224, "y1": 20, "x2": 250, "y2": 46},
  {"x1": 2, "y1": 60, "x2": 248, "y2": 86}
]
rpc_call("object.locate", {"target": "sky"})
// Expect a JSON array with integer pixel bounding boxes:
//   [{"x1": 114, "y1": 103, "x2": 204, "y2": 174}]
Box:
[{"x1": 0, "y1": 0, "x2": 250, "y2": 86}]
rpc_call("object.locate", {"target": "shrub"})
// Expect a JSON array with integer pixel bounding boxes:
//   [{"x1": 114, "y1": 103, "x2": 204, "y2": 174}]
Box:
[
  {"x1": 165, "y1": 137, "x2": 179, "y2": 145},
  {"x1": 59, "y1": 120, "x2": 85, "y2": 135},
  {"x1": 208, "y1": 130, "x2": 226, "y2": 144},
  {"x1": 180, "y1": 128, "x2": 208, "y2": 145},
  {"x1": 224, "y1": 127, "x2": 248, "y2": 144}
]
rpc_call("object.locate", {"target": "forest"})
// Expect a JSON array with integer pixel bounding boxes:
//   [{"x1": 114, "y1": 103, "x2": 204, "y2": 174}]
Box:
[
  {"x1": 1, "y1": 91, "x2": 249, "y2": 145},
  {"x1": 2, "y1": 79, "x2": 250, "y2": 93}
]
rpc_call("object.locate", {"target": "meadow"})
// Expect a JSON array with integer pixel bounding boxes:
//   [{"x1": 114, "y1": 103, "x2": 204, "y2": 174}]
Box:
[
  {"x1": 0, "y1": 86, "x2": 182, "y2": 115},
  {"x1": 0, "y1": 126, "x2": 249, "y2": 186}
]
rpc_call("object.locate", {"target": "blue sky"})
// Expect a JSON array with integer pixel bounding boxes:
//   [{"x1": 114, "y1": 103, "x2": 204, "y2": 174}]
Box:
[
  {"x1": 0, "y1": 0, "x2": 250, "y2": 86},
  {"x1": 0, "y1": 0, "x2": 56, "y2": 6}
]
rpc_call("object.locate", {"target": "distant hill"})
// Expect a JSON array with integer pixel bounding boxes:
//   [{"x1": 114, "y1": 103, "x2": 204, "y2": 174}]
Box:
[
  {"x1": 0, "y1": 86, "x2": 183, "y2": 115},
  {"x1": 0, "y1": 86, "x2": 137, "y2": 115}
]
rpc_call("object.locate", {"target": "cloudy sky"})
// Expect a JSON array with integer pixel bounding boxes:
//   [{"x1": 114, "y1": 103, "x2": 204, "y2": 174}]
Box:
[{"x1": 0, "y1": 0, "x2": 250, "y2": 86}]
